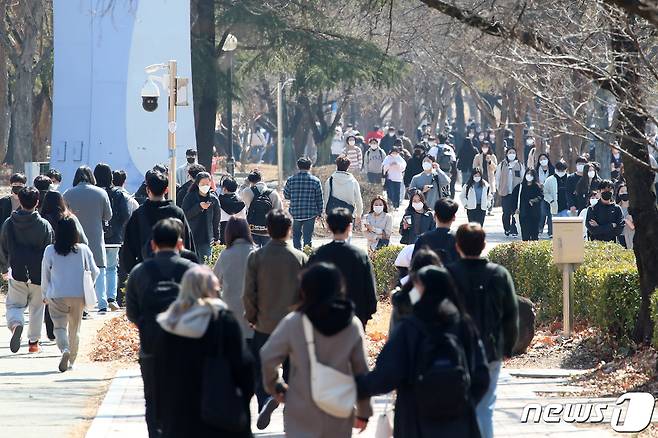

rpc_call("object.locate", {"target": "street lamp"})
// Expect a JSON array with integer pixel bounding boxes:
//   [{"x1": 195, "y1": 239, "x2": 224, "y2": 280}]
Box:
[
  {"x1": 141, "y1": 60, "x2": 190, "y2": 204},
  {"x1": 277, "y1": 78, "x2": 294, "y2": 189},
  {"x1": 223, "y1": 34, "x2": 238, "y2": 176}
]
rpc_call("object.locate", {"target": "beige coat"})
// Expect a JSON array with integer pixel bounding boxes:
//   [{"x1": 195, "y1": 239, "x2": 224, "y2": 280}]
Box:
[
  {"x1": 472, "y1": 153, "x2": 498, "y2": 192},
  {"x1": 260, "y1": 312, "x2": 372, "y2": 438}
]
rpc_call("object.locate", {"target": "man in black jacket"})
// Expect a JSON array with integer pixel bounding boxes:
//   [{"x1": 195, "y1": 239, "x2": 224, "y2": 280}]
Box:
[
  {"x1": 413, "y1": 198, "x2": 459, "y2": 264},
  {"x1": 566, "y1": 156, "x2": 588, "y2": 215},
  {"x1": 175, "y1": 163, "x2": 206, "y2": 208},
  {"x1": 403, "y1": 144, "x2": 426, "y2": 188},
  {"x1": 586, "y1": 179, "x2": 624, "y2": 242},
  {"x1": 0, "y1": 187, "x2": 54, "y2": 353},
  {"x1": 126, "y1": 218, "x2": 196, "y2": 438},
  {"x1": 0, "y1": 173, "x2": 27, "y2": 226},
  {"x1": 447, "y1": 223, "x2": 519, "y2": 438},
  {"x1": 309, "y1": 208, "x2": 377, "y2": 327},
  {"x1": 120, "y1": 171, "x2": 195, "y2": 274}
]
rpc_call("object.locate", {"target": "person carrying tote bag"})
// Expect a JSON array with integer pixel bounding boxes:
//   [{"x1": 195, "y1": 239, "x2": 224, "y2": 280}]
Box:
[{"x1": 260, "y1": 263, "x2": 372, "y2": 437}]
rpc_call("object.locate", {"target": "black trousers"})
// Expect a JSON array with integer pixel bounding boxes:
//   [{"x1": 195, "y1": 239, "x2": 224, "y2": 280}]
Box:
[
  {"x1": 520, "y1": 214, "x2": 540, "y2": 241},
  {"x1": 44, "y1": 305, "x2": 55, "y2": 340},
  {"x1": 251, "y1": 330, "x2": 289, "y2": 411},
  {"x1": 139, "y1": 354, "x2": 161, "y2": 438},
  {"x1": 501, "y1": 195, "x2": 518, "y2": 234},
  {"x1": 466, "y1": 208, "x2": 486, "y2": 226}
]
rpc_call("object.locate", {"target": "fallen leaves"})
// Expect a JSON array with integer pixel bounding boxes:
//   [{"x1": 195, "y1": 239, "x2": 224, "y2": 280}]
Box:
[{"x1": 89, "y1": 315, "x2": 140, "y2": 362}]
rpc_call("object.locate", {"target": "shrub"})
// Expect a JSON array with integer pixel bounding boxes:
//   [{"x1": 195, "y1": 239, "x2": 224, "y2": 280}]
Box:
[
  {"x1": 372, "y1": 244, "x2": 405, "y2": 299},
  {"x1": 651, "y1": 291, "x2": 658, "y2": 348},
  {"x1": 206, "y1": 244, "x2": 226, "y2": 267},
  {"x1": 489, "y1": 240, "x2": 639, "y2": 342}
]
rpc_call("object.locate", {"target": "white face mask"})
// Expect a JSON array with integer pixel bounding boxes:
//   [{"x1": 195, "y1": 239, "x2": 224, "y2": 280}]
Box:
[
  {"x1": 373, "y1": 205, "x2": 384, "y2": 214},
  {"x1": 199, "y1": 185, "x2": 211, "y2": 194},
  {"x1": 489, "y1": 134, "x2": 495, "y2": 140},
  {"x1": 348, "y1": 140, "x2": 355, "y2": 146},
  {"x1": 468, "y1": 133, "x2": 474, "y2": 139},
  {"x1": 422, "y1": 162, "x2": 432, "y2": 171},
  {"x1": 478, "y1": 135, "x2": 485, "y2": 141},
  {"x1": 370, "y1": 143, "x2": 378, "y2": 149},
  {"x1": 412, "y1": 202, "x2": 424, "y2": 211},
  {"x1": 51, "y1": 184, "x2": 60, "y2": 191},
  {"x1": 540, "y1": 159, "x2": 549, "y2": 166},
  {"x1": 556, "y1": 171, "x2": 566, "y2": 177},
  {"x1": 481, "y1": 147, "x2": 489, "y2": 154},
  {"x1": 473, "y1": 176, "x2": 482, "y2": 183},
  {"x1": 589, "y1": 198, "x2": 599, "y2": 207},
  {"x1": 525, "y1": 174, "x2": 535, "y2": 182},
  {"x1": 576, "y1": 164, "x2": 585, "y2": 173},
  {"x1": 388, "y1": 131, "x2": 395, "y2": 137},
  {"x1": 526, "y1": 139, "x2": 534, "y2": 146},
  {"x1": 507, "y1": 153, "x2": 517, "y2": 161},
  {"x1": 409, "y1": 287, "x2": 421, "y2": 305},
  {"x1": 588, "y1": 171, "x2": 596, "y2": 178}
]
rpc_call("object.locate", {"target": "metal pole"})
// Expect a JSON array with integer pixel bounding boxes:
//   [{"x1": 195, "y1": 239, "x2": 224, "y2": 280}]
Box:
[
  {"x1": 277, "y1": 80, "x2": 283, "y2": 189},
  {"x1": 168, "y1": 60, "x2": 177, "y2": 204},
  {"x1": 226, "y1": 54, "x2": 234, "y2": 176},
  {"x1": 562, "y1": 263, "x2": 573, "y2": 336}
]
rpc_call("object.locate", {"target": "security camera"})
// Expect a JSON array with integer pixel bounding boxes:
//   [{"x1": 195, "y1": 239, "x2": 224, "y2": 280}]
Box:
[{"x1": 141, "y1": 79, "x2": 160, "y2": 112}]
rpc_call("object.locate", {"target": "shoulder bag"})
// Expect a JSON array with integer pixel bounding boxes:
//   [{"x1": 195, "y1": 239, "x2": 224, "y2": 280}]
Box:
[
  {"x1": 302, "y1": 313, "x2": 357, "y2": 418},
  {"x1": 325, "y1": 177, "x2": 355, "y2": 215},
  {"x1": 82, "y1": 250, "x2": 97, "y2": 312}
]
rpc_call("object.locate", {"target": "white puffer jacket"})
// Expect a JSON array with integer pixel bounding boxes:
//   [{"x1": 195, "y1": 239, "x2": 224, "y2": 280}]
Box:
[{"x1": 460, "y1": 181, "x2": 493, "y2": 211}]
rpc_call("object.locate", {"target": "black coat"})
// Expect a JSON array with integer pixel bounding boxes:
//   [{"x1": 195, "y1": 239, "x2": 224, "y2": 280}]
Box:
[
  {"x1": 120, "y1": 199, "x2": 195, "y2": 273},
  {"x1": 404, "y1": 154, "x2": 425, "y2": 186},
  {"x1": 379, "y1": 134, "x2": 398, "y2": 154},
  {"x1": 514, "y1": 183, "x2": 543, "y2": 219},
  {"x1": 0, "y1": 196, "x2": 14, "y2": 227},
  {"x1": 357, "y1": 297, "x2": 489, "y2": 438},
  {"x1": 399, "y1": 210, "x2": 435, "y2": 244},
  {"x1": 154, "y1": 311, "x2": 254, "y2": 438},
  {"x1": 308, "y1": 241, "x2": 378, "y2": 323},
  {"x1": 413, "y1": 227, "x2": 459, "y2": 265},
  {"x1": 458, "y1": 141, "x2": 478, "y2": 172},
  {"x1": 586, "y1": 202, "x2": 624, "y2": 242},
  {"x1": 182, "y1": 189, "x2": 221, "y2": 248},
  {"x1": 104, "y1": 187, "x2": 131, "y2": 244}
]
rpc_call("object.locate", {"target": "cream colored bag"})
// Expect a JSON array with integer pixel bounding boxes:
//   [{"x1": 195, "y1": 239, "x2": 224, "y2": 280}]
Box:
[
  {"x1": 82, "y1": 253, "x2": 97, "y2": 311},
  {"x1": 302, "y1": 314, "x2": 357, "y2": 418}
]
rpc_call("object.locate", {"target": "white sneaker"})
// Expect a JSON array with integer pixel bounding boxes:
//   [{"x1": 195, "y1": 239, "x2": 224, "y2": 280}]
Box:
[{"x1": 108, "y1": 301, "x2": 120, "y2": 311}]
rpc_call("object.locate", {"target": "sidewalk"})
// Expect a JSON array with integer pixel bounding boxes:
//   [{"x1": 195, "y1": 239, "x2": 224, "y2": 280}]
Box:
[{"x1": 84, "y1": 365, "x2": 622, "y2": 437}]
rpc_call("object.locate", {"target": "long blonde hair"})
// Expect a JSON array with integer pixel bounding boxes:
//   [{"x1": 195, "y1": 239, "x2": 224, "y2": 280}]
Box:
[{"x1": 164, "y1": 265, "x2": 220, "y2": 328}]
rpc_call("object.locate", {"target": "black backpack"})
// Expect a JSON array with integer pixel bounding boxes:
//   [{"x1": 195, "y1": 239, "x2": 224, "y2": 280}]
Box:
[
  {"x1": 246, "y1": 187, "x2": 273, "y2": 235},
  {"x1": 409, "y1": 316, "x2": 472, "y2": 420},
  {"x1": 104, "y1": 187, "x2": 126, "y2": 243},
  {"x1": 5, "y1": 220, "x2": 45, "y2": 284},
  {"x1": 438, "y1": 150, "x2": 452, "y2": 173},
  {"x1": 464, "y1": 266, "x2": 499, "y2": 360},
  {"x1": 138, "y1": 260, "x2": 190, "y2": 351}
]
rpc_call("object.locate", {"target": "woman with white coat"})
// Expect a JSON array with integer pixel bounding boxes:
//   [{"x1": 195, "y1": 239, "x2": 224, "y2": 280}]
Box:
[{"x1": 460, "y1": 168, "x2": 492, "y2": 226}]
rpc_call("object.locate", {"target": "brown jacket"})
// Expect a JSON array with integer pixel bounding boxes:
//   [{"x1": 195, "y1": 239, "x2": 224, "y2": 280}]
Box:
[
  {"x1": 496, "y1": 159, "x2": 525, "y2": 197},
  {"x1": 472, "y1": 153, "x2": 498, "y2": 191},
  {"x1": 243, "y1": 239, "x2": 307, "y2": 334}
]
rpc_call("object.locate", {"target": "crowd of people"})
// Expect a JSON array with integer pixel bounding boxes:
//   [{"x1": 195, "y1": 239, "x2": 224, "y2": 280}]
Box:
[{"x1": 1, "y1": 118, "x2": 650, "y2": 437}]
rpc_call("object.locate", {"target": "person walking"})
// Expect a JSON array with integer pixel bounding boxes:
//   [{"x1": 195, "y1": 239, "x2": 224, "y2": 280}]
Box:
[
  {"x1": 176, "y1": 148, "x2": 198, "y2": 185},
  {"x1": 94, "y1": 163, "x2": 131, "y2": 311},
  {"x1": 64, "y1": 166, "x2": 112, "y2": 313},
  {"x1": 616, "y1": 184, "x2": 634, "y2": 249},
  {"x1": 309, "y1": 208, "x2": 378, "y2": 327},
  {"x1": 586, "y1": 180, "x2": 624, "y2": 243},
  {"x1": 41, "y1": 216, "x2": 100, "y2": 372},
  {"x1": 112, "y1": 170, "x2": 140, "y2": 216},
  {"x1": 413, "y1": 198, "x2": 459, "y2": 264},
  {"x1": 363, "y1": 138, "x2": 387, "y2": 185},
  {"x1": 447, "y1": 223, "x2": 519, "y2": 438},
  {"x1": 242, "y1": 209, "x2": 307, "y2": 426},
  {"x1": 404, "y1": 144, "x2": 426, "y2": 188},
  {"x1": 323, "y1": 156, "x2": 364, "y2": 221},
  {"x1": 125, "y1": 218, "x2": 197, "y2": 438},
  {"x1": 0, "y1": 187, "x2": 54, "y2": 353},
  {"x1": 356, "y1": 265, "x2": 490, "y2": 438},
  {"x1": 0, "y1": 173, "x2": 26, "y2": 226},
  {"x1": 460, "y1": 169, "x2": 492, "y2": 226},
  {"x1": 343, "y1": 135, "x2": 363, "y2": 172},
  {"x1": 472, "y1": 141, "x2": 497, "y2": 215},
  {"x1": 409, "y1": 155, "x2": 451, "y2": 208},
  {"x1": 379, "y1": 126, "x2": 398, "y2": 154},
  {"x1": 241, "y1": 169, "x2": 283, "y2": 248},
  {"x1": 535, "y1": 154, "x2": 555, "y2": 236},
  {"x1": 46, "y1": 169, "x2": 63, "y2": 192},
  {"x1": 217, "y1": 177, "x2": 246, "y2": 245},
  {"x1": 182, "y1": 171, "x2": 221, "y2": 261},
  {"x1": 363, "y1": 196, "x2": 393, "y2": 251},
  {"x1": 34, "y1": 174, "x2": 52, "y2": 210},
  {"x1": 121, "y1": 171, "x2": 195, "y2": 274},
  {"x1": 543, "y1": 160, "x2": 570, "y2": 219},
  {"x1": 213, "y1": 217, "x2": 255, "y2": 342},
  {"x1": 155, "y1": 265, "x2": 254, "y2": 438},
  {"x1": 566, "y1": 156, "x2": 588, "y2": 215},
  {"x1": 260, "y1": 263, "x2": 372, "y2": 437},
  {"x1": 515, "y1": 169, "x2": 543, "y2": 241},
  {"x1": 574, "y1": 163, "x2": 600, "y2": 214},
  {"x1": 458, "y1": 130, "x2": 479, "y2": 184},
  {"x1": 382, "y1": 147, "x2": 407, "y2": 209},
  {"x1": 495, "y1": 148, "x2": 525, "y2": 237},
  {"x1": 400, "y1": 191, "x2": 434, "y2": 245},
  {"x1": 176, "y1": 163, "x2": 206, "y2": 208},
  {"x1": 284, "y1": 157, "x2": 324, "y2": 250}
]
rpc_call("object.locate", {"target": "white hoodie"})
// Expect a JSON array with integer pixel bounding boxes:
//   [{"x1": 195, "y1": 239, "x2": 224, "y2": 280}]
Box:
[
  {"x1": 157, "y1": 298, "x2": 227, "y2": 339},
  {"x1": 323, "y1": 171, "x2": 364, "y2": 217}
]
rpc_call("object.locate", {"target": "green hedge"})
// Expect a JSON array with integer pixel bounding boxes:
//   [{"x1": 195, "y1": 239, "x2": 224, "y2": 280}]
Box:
[
  {"x1": 372, "y1": 245, "x2": 405, "y2": 299},
  {"x1": 489, "y1": 241, "x2": 640, "y2": 341}
]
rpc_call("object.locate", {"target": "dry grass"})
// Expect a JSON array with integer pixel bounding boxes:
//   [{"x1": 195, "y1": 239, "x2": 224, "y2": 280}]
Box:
[{"x1": 365, "y1": 300, "x2": 392, "y2": 367}]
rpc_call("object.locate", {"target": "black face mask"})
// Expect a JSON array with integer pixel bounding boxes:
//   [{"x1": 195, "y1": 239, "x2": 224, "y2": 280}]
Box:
[
  {"x1": 619, "y1": 194, "x2": 629, "y2": 202},
  {"x1": 601, "y1": 191, "x2": 613, "y2": 201},
  {"x1": 187, "y1": 157, "x2": 196, "y2": 164},
  {"x1": 11, "y1": 186, "x2": 23, "y2": 195}
]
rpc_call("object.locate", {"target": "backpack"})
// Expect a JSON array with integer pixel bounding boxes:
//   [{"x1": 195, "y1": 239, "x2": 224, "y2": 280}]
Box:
[
  {"x1": 138, "y1": 260, "x2": 190, "y2": 351},
  {"x1": 5, "y1": 220, "x2": 46, "y2": 284},
  {"x1": 246, "y1": 187, "x2": 273, "y2": 235},
  {"x1": 104, "y1": 187, "x2": 126, "y2": 243},
  {"x1": 439, "y1": 150, "x2": 452, "y2": 173},
  {"x1": 408, "y1": 316, "x2": 472, "y2": 420}
]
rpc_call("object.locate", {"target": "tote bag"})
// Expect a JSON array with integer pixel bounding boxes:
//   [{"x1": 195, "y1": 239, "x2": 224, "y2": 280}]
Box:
[
  {"x1": 302, "y1": 314, "x2": 357, "y2": 418},
  {"x1": 375, "y1": 394, "x2": 394, "y2": 438},
  {"x1": 82, "y1": 253, "x2": 97, "y2": 312}
]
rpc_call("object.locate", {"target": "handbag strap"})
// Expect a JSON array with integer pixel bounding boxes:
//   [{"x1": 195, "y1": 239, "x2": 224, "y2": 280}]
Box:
[
  {"x1": 301, "y1": 314, "x2": 317, "y2": 370},
  {"x1": 328, "y1": 177, "x2": 334, "y2": 199}
]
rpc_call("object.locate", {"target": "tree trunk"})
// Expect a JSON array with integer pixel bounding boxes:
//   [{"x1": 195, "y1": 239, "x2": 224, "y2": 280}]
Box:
[
  {"x1": 454, "y1": 83, "x2": 465, "y2": 147},
  {"x1": 11, "y1": 67, "x2": 34, "y2": 168},
  {"x1": 0, "y1": 42, "x2": 8, "y2": 162},
  {"x1": 191, "y1": 0, "x2": 217, "y2": 171}
]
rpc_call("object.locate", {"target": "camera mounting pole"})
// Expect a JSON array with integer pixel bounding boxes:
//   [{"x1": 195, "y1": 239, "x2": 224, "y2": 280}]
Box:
[{"x1": 167, "y1": 60, "x2": 177, "y2": 204}]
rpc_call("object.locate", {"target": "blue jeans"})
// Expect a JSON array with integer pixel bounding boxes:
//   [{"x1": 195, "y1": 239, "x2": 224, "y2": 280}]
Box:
[
  {"x1": 386, "y1": 180, "x2": 401, "y2": 208},
  {"x1": 476, "y1": 360, "x2": 502, "y2": 438},
  {"x1": 95, "y1": 267, "x2": 107, "y2": 310},
  {"x1": 197, "y1": 242, "x2": 212, "y2": 263},
  {"x1": 253, "y1": 234, "x2": 270, "y2": 248},
  {"x1": 556, "y1": 209, "x2": 570, "y2": 217},
  {"x1": 367, "y1": 172, "x2": 382, "y2": 184},
  {"x1": 293, "y1": 218, "x2": 315, "y2": 250},
  {"x1": 105, "y1": 247, "x2": 119, "y2": 302},
  {"x1": 538, "y1": 200, "x2": 553, "y2": 235}
]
